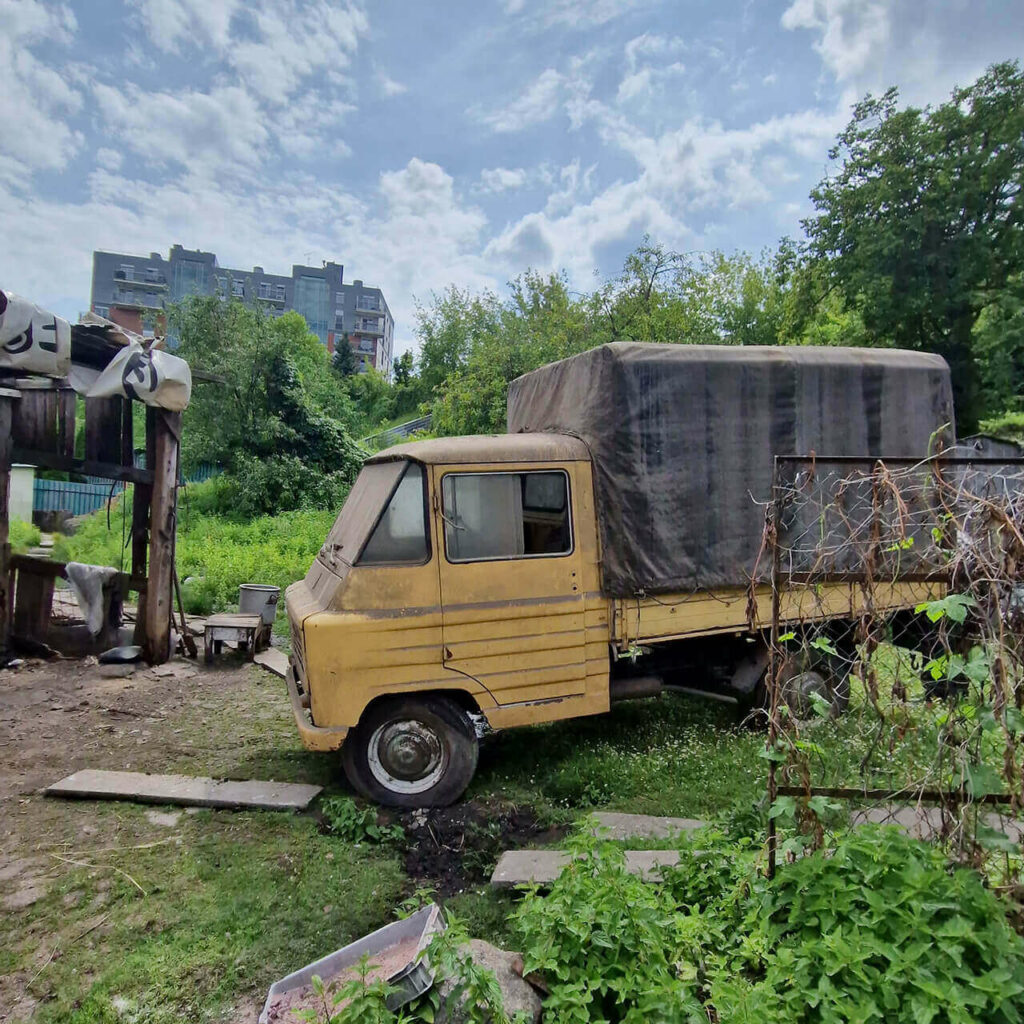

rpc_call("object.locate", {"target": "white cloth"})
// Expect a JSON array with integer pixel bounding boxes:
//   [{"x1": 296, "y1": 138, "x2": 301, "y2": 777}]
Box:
[
  {"x1": 0, "y1": 289, "x2": 71, "y2": 377},
  {"x1": 65, "y1": 562, "x2": 119, "y2": 637},
  {"x1": 86, "y1": 341, "x2": 192, "y2": 411}
]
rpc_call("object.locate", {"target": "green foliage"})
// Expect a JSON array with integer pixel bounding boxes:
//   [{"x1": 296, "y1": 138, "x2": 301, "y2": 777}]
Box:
[
  {"x1": 514, "y1": 833, "x2": 716, "y2": 1023},
  {"x1": 512, "y1": 826, "x2": 1024, "y2": 1024},
  {"x1": 54, "y1": 488, "x2": 336, "y2": 627},
  {"x1": 738, "y1": 827, "x2": 1024, "y2": 1023},
  {"x1": 320, "y1": 798, "x2": 404, "y2": 845},
  {"x1": 332, "y1": 335, "x2": 358, "y2": 377},
  {"x1": 9, "y1": 519, "x2": 41, "y2": 555},
  {"x1": 170, "y1": 297, "x2": 362, "y2": 513},
  {"x1": 803, "y1": 60, "x2": 1024, "y2": 430}
]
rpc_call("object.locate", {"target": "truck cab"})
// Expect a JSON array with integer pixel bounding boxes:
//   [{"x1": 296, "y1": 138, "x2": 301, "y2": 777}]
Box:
[{"x1": 286, "y1": 433, "x2": 612, "y2": 806}]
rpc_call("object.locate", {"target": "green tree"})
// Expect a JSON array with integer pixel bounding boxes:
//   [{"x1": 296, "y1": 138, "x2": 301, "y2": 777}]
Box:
[
  {"x1": 803, "y1": 61, "x2": 1024, "y2": 430},
  {"x1": 331, "y1": 333, "x2": 358, "y2": 377},
  {"x1": 170, "y1": 297, "x2": 362, "y2": 514},
  {"x1": 392, "y1": 350, "x2": 414, "y2": 385}
]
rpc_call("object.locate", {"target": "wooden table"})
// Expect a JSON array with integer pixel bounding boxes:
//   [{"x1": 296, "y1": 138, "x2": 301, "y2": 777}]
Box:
[{"x1": 203, "y1": 613, "x2": 269, "y2": 664}]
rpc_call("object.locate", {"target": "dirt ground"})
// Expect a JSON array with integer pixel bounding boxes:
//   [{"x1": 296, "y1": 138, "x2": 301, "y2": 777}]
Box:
[{"x1": 0, "y1": 652, "x2": 322, "y2": 1023}]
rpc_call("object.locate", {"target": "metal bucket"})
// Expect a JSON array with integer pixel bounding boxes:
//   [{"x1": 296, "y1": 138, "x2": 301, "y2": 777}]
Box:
[{"x1": 239, "y1": 584, "x2": 280, "y2": 625}]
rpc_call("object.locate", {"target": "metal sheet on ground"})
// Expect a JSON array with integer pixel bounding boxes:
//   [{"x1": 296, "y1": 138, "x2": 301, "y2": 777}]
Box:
[{"x1": 45, "y1": 769, "x2": 322, "y2": 810}]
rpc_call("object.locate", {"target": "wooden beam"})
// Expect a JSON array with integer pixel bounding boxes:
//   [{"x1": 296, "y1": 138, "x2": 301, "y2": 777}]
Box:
[
  {"x1": 85, "y1": 396, "x2": 123, "y2": 464},
  {"x1": 0, "y1": 391, "x2": 17, "y2": 661},
  {"x1": 143, "y1": 409, "x2": 180, "y2": 664},
  {"x1": 9, "y1": 448, "x2": 154, "y2": 485},
  {"x1": 58, "y1": 388, "x2": 76, "y2": 459},
  {"x1": 12, "y1": 388, "x2": 59, "y2": 452}
]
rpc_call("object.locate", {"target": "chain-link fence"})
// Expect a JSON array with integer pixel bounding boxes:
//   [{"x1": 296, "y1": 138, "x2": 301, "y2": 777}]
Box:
[{"x1": 761, "y1": 454, "x2": 1024, "y2": 882}]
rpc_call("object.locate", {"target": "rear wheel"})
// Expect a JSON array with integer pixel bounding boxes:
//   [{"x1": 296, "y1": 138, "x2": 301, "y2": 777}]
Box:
[{"x1": 342, "y1": 696, "x2": 479, "y2": 808}]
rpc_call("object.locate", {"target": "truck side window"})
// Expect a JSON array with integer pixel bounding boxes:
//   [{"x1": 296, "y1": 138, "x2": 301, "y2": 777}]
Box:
[
  {"x1": 359, "y1": 463, "x2": 429, "y2": 565},
  {"x1": 441, "y1": 471, "x2": 572, "y2": 562}
]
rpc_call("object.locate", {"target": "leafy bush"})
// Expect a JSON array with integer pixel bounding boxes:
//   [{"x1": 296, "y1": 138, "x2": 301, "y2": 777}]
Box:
[
  {"x1": 735, "y1": 826, "x2": 1024, "y2": 1023},
  {"x1": 512, "y1": 826, "x2": 1024, "y2": 1024},
  {"x1": 9, "y1": 520, "x2": 41, "y2": 555},
  {"x1": 320, "y1": 797, "x2": 404, "y2": 845}
]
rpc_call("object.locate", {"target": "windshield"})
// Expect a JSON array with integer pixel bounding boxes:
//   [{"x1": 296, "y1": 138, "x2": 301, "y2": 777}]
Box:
[{"x1": 316, "y1": 460, "x2": 407, "y2": 571}]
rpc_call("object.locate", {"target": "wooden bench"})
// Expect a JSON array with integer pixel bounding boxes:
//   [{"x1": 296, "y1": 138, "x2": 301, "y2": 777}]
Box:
[{"x1": 204, "y1": 613, "x2": 270, "y2": 664}]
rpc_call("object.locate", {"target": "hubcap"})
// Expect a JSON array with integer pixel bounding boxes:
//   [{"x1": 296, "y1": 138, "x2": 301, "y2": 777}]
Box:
[{"x1": 368, "y1": 719, "x2": 447, "y2": 794}]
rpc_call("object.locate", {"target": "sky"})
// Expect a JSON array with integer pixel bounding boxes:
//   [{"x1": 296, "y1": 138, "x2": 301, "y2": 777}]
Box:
[{"x1": 2, "y1": 0, "x2": 1022, "y2": 355}]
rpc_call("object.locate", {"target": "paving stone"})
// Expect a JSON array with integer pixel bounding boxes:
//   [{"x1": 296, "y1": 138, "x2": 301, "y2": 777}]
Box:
[
  {"x1": 45, "y1": 769, "x2": 322, "y2": 811},
  {"x1": 851, "y1": 804, "x2": 1024, "y2": 842},
  {"x1": 491, "y1": 849, "x2": 679, "y2": 887},
  {"x1": 589, "y1": 812, "x2": 705, "y2": 840}
]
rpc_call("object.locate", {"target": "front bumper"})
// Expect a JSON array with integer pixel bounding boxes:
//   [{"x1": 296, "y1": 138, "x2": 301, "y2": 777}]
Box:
[{"x1": 285, "y1": 663, "x2": 349, "y2": 752}]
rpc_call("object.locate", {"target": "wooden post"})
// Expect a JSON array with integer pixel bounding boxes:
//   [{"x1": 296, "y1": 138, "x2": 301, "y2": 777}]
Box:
[
  {"x1": 143, "y1": 409, "x2": 180, "y2": 664},
  {"x1": 132, "y1": 408, "x2": 156, "y2": 645},
  {"x1": 0, "y1": 389, "x2": 19, "y2": 662}
]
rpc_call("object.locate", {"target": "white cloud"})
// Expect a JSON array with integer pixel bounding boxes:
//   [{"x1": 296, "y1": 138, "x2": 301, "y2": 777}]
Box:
[
  {"x1": 95, "y1": 148, "x2": 124, "y2": 173},
  {"x1": 616, "y1": 61, "x2": 685, "y2": 103},
  {"x1": 477, "y1": 69, "x2": 564, "y2": 133},
  {"x1": 377, "y1": 72, "x2": 407, "y2": 97},
  {"x1": 781, "y1": 0, "x2": 892, "y2": 83},
  {"x1": 229, "y1": 2, "x2": 368, "y2": 104},
  {"x1": 93, "y1": 83, "x2": 270, "y2": 178},
  {"x1": 131, "y1": 0, "x2": 241, "y2": 54},
  {"x1": 479, "y1": 168, "x2": 529, "y2": 193},
  {"x1": 507, "y1": 0, "x2": 654, "y2": 30},
  {"x1": 624, "y1": 32, "x2": 686, "y2": 70},
  {"x1": 0, "y1": 0, "x2": 84, "y2": 185}
]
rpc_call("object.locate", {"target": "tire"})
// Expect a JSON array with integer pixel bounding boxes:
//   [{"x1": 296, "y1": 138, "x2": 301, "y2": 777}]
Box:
[
  {"x1": 777, "y1": 649, "x2": 850, "y2": 723},
  {"x1": 342, "y1": 696, "x2": 479, "y2": 808}
]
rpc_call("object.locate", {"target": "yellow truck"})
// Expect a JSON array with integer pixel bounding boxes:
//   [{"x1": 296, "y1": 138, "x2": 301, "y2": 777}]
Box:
[{"x1": 286, "y1": 343, "x2": 953, "y2": 806}]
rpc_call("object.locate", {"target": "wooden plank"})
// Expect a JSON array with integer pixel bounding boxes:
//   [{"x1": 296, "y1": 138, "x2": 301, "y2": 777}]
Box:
[
  {"x1": 120, "y1": 397, "x2": 133, "y2": 467},
  {"x1": 0, "y1": 393, "x2": 15, "y2": 660},
  {"x1": 11, "y1": 388, "x2": 58, "y2": 452},
  {"x1": 58, "y1": 388, "x2": 76, "y2": 458},
  {"x1": 12, "y1": 571, "x2": 54, "y2": 637},
  {"x1": 85, "y1": 396, "x2": 123, "y2": 464},
  {"x1": 9, "y1": 448, "x2": 153, "y2": 485},
  {"x1": 9, "y1": 554, "x2": 67, "y2": 579},
  {"x1": 45, "y1": 769, "x2": 322, "y2": 811},
  {"x1": 143, "y1": 410, "x2": 180, "y2": 664}
]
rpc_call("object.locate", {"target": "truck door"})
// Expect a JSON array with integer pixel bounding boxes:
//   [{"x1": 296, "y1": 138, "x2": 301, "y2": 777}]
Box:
[{"x1": 434, "y1": 464, "x2": 588, "y2": 706}]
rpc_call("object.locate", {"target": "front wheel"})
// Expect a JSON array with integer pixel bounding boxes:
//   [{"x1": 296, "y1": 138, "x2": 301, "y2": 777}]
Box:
[{"x1": 341, "y1": 696, "x2": 479, "y2": 808}]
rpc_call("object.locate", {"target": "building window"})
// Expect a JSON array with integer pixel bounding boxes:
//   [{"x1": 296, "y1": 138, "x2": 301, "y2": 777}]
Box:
[
  {"x1": 441, "y1": 471, "x2": 572, "y2": 562},
  {"x1": 172, "y1": 259, "x2": 208, "y2": 301},
  {"x1": 232, "y1": 280, "x2": 245, "y2": 297},
  {"x1": 93, "y1": 305, "x2": 109, "y2": 317},
  {"x1": 294, "y1": 275, "x2": 329, "y2": 344},
  {"x1": 216, "y1": 277, "x2": 227, "y2": 294},
  {"x1": 258, "y1": 282, "x2": 272, "y2": 298},
  {"x1": 276, "y1": 285, "x2": 286, "y2": 300}
]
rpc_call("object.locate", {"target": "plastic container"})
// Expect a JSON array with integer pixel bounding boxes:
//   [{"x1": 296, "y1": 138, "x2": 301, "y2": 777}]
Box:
[
  {"x1": 239, "y1": 583, "x2": 280, "y2": 626},
  {"x1": 259, "y1": 903, "x2": 444, "y2": 1022}
]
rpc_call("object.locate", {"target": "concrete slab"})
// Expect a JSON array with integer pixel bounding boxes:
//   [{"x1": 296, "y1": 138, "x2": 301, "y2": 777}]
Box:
[
  {"x1": 254, "y1": 648, "x2": 290, "y2": 678},
  {"x1": 590, "y1": 812, "x2": 705, "y2": 840},
  {"x1": 491, "y1": 849, "x2": 680, "y2": 887},
  {"x1": 851, "y1": 804, "x2": 1024, "y2": 842},
  {"x1": 45, "y1": 769, "x2": 322, "y2": 812}
]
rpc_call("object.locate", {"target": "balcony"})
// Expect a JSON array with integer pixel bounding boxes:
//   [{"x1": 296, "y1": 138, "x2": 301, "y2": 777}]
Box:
[
  {"x1": 257, "y1": 291, "x2": 286, "y2": 304},
  {"x1": 356, "y1": 320, "x2": 384, "y2": 336},
  {"x1": 114, "y1": 271, "x2": 167, "y2": 289},
  {"x1": 112, "y1": 290, "x2": 164, "y2": 310},
  {"x1": 355, "y1": 299, "x2": 383, "y2": 314}
]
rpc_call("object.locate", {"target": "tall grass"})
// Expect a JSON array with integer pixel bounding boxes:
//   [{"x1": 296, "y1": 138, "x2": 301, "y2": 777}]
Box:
[{"x1": 53, "y1": 484, "x2": 338, "y2": 626}]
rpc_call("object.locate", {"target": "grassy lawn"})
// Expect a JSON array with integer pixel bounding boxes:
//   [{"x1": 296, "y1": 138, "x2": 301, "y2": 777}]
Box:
[{"x1": 0, "y1": 647, "x2": 996, "y2": 1022}]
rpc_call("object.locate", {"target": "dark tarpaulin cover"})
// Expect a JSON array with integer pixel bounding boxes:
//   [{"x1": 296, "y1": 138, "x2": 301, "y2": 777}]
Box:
[{"x1": 506, "y1": 343, "x2": 955, "y2": 596}]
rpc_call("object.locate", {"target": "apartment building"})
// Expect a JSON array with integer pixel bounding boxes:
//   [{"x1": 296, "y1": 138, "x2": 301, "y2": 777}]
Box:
[{"x1": 90, "y1": 245, "x2": 394, "y2": 377}]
